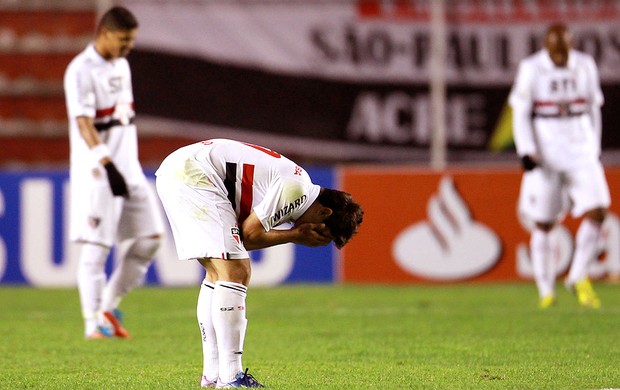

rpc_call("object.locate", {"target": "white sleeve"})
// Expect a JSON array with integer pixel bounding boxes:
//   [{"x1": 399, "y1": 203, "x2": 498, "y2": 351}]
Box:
[
  {"x1": 64, "y1": 61, "x2": 96, "y2": 119},
  {"x1": 253, "y1": 178, "x2": 317, "y2": 232},
  {"x1": 113, "y1": 59, "x2": 136, "y2": 124},
  {"x1": 120, "y1": 59, "x2": 135, "y2": 106},
  {"x1": 586, "y1": 56, "x2": 604, "y2": 155},
  {"x1": 253, "y1": 180, "x2": 285, "y2": 232},
  {"x1": 508, "y1": 60, "x2": 537, "y2": 157}
]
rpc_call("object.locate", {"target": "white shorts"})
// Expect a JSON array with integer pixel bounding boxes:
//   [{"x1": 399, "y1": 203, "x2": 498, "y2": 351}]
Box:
[
  {"x1": 518, "y1": 161, "x2": 610, "y2": 223},
  {"x1": 155, "y1": 175, "x2": 249, "y2": 261},
  {"x1": 70, "y1": 176, "x2": 165, "y2": 247}
]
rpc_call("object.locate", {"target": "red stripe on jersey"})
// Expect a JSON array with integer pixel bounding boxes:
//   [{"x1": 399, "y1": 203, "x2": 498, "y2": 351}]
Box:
[
  {"x1": 241, "y1": 142, "x2": 281, "y2": 158},
  {"x1": 239, "y1": 164, "x2": 255, "y2": 224},
  {"x1": 95, "y1": 106, "x2": 115, "y2": 118},
  {"x1": 95, "y1": 103, "x2": 135, "y2": 118},
  {"x1": 534, "y1": 98, "x2": 587, "y2": 107}
]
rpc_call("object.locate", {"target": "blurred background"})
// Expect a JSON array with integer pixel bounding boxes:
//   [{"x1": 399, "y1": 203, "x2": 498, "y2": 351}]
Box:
[{"x1": 1, "y1": 0, "x2": 620, "y2": 287}]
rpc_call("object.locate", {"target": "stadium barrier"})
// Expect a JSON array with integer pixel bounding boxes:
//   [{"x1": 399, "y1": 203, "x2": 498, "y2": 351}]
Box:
[
  {"x1": 340, "y1": 166, "x2": 620, "y2": 283},
  {"x1": 0, "y1": 168, "x2": 334, "y2": 287},
  {"x1": 1, "y1": 166, "x2": 619, "y2": 286}
]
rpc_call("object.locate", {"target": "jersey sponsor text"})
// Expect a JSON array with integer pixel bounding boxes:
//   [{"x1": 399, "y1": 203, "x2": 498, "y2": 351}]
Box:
[{"x1": 271, "y1": 195, "x2": 307, "y2": 226}]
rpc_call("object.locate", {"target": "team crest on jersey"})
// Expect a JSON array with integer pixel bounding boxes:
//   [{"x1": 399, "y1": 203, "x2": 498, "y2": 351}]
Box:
[
  {"x1": 88, "y1": 216, "x2": 101, "y2": 229},
  {"x1": 231, "y1": 226, "x2": 241, "y2": 244}
]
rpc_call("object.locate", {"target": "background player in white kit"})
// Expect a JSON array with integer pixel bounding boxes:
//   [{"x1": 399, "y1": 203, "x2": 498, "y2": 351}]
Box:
[
  {"x1": 156, "y1": 139, "x2": 363, "y2": 388},
  {"x1": 64, "y1": 6, "x2": 164, "y2": 339},
  {"x1": 510, "y1": 23, "x2": 608, "y2": 309}
]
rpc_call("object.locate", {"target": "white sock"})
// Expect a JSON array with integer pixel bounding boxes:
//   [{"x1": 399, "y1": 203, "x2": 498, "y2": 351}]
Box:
[
  {"x1": 77, "y1": 243, "x2": 110, "y2": 335},
  {"x1": 212, "y1": 281, "x2": 248, "y2": 383},
  {"x1": 546, "y1": 230, "x2": 560, "y2": 294},
  {"x1": 101, "y1": 237, "x2": 160, "y2": 312},
  {"x1": 530, "y1": 229, "x2": 556, "y2": 298},
  {"x1": 567, "y1": 219, "x2": 601, "y2": 285},
  {"x1": 198, "y1": 280, "x2": 219, "y2": 381}
]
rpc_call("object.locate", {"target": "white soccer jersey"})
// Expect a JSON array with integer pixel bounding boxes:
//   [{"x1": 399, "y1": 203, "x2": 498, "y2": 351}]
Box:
[
  {"x1": 65, "y1": 44, "x2": 164, "y2": 245},
  {"x1": 64, "y1": 43, "x2": 144, "y2": 183},
  {"x1": 509, "y1": 49, "x2": 604, "y2": 171},
  {"x1": 156, "y1": 139, "x2": 321, "y2": 231}
]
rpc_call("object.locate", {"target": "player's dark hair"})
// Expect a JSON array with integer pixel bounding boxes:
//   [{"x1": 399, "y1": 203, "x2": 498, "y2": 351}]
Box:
[
  {"x1": 97, "y1": 6, "x2": 138, "y2": 33},
  {"x1": 317, "y1": 188, "x2": 363, "y2": 249}
]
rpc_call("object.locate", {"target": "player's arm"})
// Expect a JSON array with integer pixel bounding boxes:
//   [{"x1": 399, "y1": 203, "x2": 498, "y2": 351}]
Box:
[
  {"x1": 586, "y1": 56, "x2": 604, "y2": 157},
  {"x1": 76, "y1": 116, "x2": 129, "y2": 198},
  {"x1": 241, "y1": 211, "x2": 332, "y2": 251},
  {"x1": 508, "y1": 61, "x2": 539, "y2": 170},
  {"x1": 77, "y1": 116, "x2": 107, "y2": 157}
]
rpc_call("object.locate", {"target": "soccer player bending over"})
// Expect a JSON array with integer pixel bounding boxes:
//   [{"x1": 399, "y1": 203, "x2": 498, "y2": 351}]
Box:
[
  {"x1": 155, "y1": 139, "x2": 363, "y2": 388},
  {"x1": 510, "y1": 23, "x2": 608, "y2": 309}
]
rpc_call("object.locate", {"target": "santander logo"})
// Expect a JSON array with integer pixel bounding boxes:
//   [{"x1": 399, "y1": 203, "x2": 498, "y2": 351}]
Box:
[{"x1": 392, "y1": 176, "x2": 502, "y2": 280}]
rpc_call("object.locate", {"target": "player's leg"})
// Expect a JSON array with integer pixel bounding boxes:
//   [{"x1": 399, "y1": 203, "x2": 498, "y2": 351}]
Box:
[
  {"x1": 530, "y1": 223, "x2": 557, "y2": 307},
  {"x1": 206, "y1": 198, "x2": 262, "y2": 387},
  {"x1": 519, "y1": 169, "x2": 563, "y2": 307},
  {"x1": 101, "y1": 236, "x2": 160, "y2": 312},
  {"x1": 77, "y1": 241, "x2": 112, "y2": 337},
  {"x1": 101, "y1": 180, "x2": 164, "y2": 336},
  {"x1": 566, "y1": 214, "x2": 604, "y2": 308},
  {"x1": 99, "y1": 234, "x2": 160, "y2": 338},
  {"x1": 197, "y1": 262, "x2": 220, "y2": 387},
  {"x1": 567, "y1": 209, "x2": 606, "y2": 284},
  {"x1": 155, "y1": 174, "x2": 261, "y2": 386},
  {"x1": 207, "y1": 257, "x2": 252, "y2": 386},
  {"x1": 565, "y1": 208, "x2": 605, "y2": 308},
  {"x1": 71, "y1": 183, "x2": 118, "y2": 338},
  {"x1": 565, "y1": 163, "x2": 610, "y2": 308}
]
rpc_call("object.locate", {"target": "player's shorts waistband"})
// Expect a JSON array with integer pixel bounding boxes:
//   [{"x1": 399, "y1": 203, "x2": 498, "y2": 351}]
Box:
[
  {"x1": 95, "y1": 117, "x2": 135, "y2": 132},
  {"x1": 533, "y1": 111, "x2": 587, "y2": 119}
]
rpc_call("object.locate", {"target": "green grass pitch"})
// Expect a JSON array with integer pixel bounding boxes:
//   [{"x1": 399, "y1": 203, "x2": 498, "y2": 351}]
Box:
[{"x1": 1, "y1": 283, "x2": 619, "y2": 389}]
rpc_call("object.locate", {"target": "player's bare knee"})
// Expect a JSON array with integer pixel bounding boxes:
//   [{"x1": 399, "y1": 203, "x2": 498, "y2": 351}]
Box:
[
  {"x1": 198, "y1": 259, "x2": 220, "y2": 282},
  {"x1": 211, "y1": 258, "x2": 251, "y2": 285}
]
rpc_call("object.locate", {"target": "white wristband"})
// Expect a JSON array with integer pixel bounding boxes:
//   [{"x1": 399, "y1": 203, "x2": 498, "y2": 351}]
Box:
[{"x1": 91, "y1": 143, "x2": 111, "y2": 163}]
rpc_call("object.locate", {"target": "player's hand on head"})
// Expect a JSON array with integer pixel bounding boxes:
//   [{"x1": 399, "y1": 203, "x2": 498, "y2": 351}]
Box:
[
  {"x1": 295, "y1": 223, "x2": 333, "y2": 247},
  {"x1": 313, "y1": 224, "x2": 333, "y2": 239},
  {"x1": 103, "y1": 161, "x2": 129, "y2": 198}
]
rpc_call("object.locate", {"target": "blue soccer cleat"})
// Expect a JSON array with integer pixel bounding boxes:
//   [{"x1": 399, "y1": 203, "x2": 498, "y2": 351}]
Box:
[
  {"x1": 85, "y1": 325, "x2": 114, "y2": 340},
  {"x1": 216, "y1": 369, "x2": 265, "y2": 388}
]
